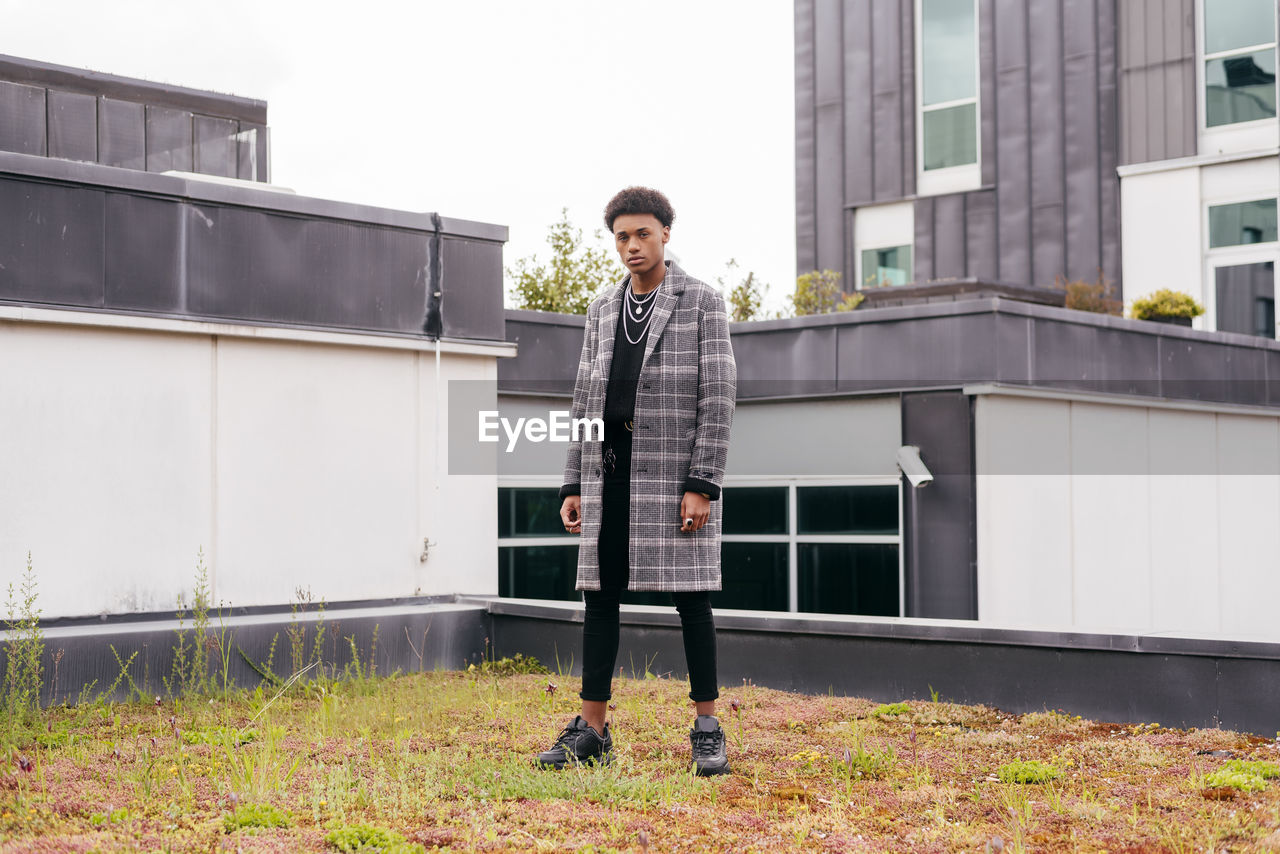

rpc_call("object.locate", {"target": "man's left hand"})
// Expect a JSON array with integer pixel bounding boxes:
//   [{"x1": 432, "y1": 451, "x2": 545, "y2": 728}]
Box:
[{"x1": 680, "y1": 491, "x2": 711, "y2": 533}]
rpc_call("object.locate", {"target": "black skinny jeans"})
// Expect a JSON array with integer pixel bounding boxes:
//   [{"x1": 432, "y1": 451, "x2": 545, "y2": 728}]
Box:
[{"x1": 579, "y1": 432, "x2": 719, "y2": 703}]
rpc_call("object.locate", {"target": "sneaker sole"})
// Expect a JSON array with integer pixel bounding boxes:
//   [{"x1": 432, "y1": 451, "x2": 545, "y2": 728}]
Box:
[{"x1": 536, "y1": 752, "x2": 613, "y2": 770}]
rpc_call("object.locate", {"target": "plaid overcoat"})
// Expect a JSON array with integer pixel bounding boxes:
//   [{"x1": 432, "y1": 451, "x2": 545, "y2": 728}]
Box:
[{"x1": 563, "y1": 261, "x2": 736, "y2": 592}]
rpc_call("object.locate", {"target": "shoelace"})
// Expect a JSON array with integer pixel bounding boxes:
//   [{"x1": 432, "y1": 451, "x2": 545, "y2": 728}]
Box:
[{"x1": 691, "y1": 728, "x2": 723, "y2": 757}]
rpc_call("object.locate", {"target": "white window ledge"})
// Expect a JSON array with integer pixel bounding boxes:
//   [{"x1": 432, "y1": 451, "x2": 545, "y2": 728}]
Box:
[{"x1": 1117, "y1": 146, "x2": 1280, "y2": 178}]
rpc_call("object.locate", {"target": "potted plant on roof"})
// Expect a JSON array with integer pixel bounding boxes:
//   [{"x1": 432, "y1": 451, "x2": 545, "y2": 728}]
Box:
[{"x1": 1128, "y1": 289, "x2": 1205, "y2": 327}]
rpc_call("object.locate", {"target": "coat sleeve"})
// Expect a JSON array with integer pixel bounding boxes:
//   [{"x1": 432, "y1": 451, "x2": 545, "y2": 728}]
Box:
[
  {"x1": 560, "y1": 301, "x2": 598, "y2": 498},
  {"x1": 684, "y1": 288, "x2": 736, "y2": 500}
]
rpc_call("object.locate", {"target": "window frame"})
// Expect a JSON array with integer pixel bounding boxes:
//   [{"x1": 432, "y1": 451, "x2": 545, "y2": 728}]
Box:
[
  {"x1": 1196, "y1": 0, "x2": 1279, "y2": 154},
  {"x1": 914, "y1": 0, "x2": 982, "y2": 196},
  {"x1": 497, "y1": 476, "x2": 906, "y2": 617}
]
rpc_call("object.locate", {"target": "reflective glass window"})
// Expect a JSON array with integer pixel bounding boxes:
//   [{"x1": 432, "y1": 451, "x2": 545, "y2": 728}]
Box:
[
  {"x1": 712, "y1": 543, "x2": 790, "y2": 611},
  {"x1": 498, "y1": 545, "x2": 578, "y2": 601},
  {"x1": 920, "y1": 0, "x2": 979, "y2": 171},
  {"x1": 797, "y1": 486, "x2": 898, "y2": 535},
  {"x1": 722, "y1": 487, "x2": 787, "y2": 535},
  {"x1": 1208, "y1": 199, "x2": 1278, "y2": 248},
  {"x1": 498, "y1": 488, "x2": 572, "y2": 538},
  {"x1": 1204, "y1": 0, "x2": 1277, "y2": 127},
  {"x1": 1215, "y1": 261, "x2": 1276, "y2": 338},
  {"x1": 797, "y1": 544, "x2": 900, "y2": 617},
  {"x1": 1204, "y1": 0, "x2": 1275, "y2": 54},
  {"x1": 861, "y1": 246, "x2": 914, "y2": 287}
]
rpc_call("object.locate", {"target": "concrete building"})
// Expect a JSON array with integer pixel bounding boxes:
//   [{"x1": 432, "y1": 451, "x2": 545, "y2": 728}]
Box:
[{"x1": 0, "y1": 55, "x2": 511, "y2": 619}]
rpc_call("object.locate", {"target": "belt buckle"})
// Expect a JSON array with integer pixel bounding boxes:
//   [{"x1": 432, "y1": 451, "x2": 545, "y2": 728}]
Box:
[{"x1": 624, "y1": 418, "x2": 634, "y2": 432}]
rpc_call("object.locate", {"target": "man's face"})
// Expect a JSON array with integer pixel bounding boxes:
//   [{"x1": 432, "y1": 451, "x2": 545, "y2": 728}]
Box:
[{"x1": 612, "y1": 213, "x2": 669, "y2": 279}]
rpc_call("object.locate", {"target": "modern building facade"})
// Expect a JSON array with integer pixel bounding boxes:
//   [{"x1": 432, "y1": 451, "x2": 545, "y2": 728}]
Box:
[
  {"x1": 0, "y1": 55, "x2": 510, "y2": 619},
  {"x1": 795, "y1": 0, "x2": 1277, "y2": 340}
]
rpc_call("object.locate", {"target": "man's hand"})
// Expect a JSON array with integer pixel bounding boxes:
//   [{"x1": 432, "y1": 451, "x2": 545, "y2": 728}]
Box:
[
  {"x1": 680, "y1": 491, "x2": 710, "y2": 533},
  {"x1": 561, "y1": 496, "x2": 582, "y2": 534}
]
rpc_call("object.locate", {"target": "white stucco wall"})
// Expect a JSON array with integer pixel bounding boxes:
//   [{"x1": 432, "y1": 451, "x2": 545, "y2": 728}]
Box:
[
  {"x1": 0, "y1": 310, "x2": 502, "y2": 619},
  {"x1": 975, "y1": 391, "x2": 1280, "y2": 641}
]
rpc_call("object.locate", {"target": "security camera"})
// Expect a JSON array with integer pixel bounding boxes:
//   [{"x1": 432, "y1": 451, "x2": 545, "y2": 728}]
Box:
[{"x1": 896, "y1": 445, "x2": 933, "y2": 488}]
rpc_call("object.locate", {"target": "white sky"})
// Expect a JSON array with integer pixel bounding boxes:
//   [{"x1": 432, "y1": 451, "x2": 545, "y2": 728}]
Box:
[{"x1": 4, "y1": 0, "x2": 797, "y2": 313}]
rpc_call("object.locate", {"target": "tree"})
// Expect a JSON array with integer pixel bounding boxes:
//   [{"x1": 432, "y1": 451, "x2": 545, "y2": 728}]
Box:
[
  {"x1": 790, "y1": 269, "x2": 864, "y2": 316},
  {"x1": 717, "y1": 259, "x2": 769, "y2": 322},
  {"x1": 507, "y1": 209, "x2": 618, "y2": 315}
]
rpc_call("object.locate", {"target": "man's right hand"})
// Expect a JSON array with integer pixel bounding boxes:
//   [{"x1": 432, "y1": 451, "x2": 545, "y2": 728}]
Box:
[{"x1": 561, "y1": 496, "x2": 582, "y2": 534}]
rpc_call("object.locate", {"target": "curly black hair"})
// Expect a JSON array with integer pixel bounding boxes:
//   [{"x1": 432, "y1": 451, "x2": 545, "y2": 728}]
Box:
[{"x1": 603, "y1": 186, "x2": 675, "y2": 232}]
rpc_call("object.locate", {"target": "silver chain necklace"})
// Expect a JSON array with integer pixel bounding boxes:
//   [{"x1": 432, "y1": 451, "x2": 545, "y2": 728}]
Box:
[{"x1": 623, "y1": 282, "x2": 659, "y2": 345}]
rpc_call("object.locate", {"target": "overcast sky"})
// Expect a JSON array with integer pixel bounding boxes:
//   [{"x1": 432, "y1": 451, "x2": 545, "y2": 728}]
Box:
[{"x1": 5, "y1": 0, "x2": 797, "y2": 313}]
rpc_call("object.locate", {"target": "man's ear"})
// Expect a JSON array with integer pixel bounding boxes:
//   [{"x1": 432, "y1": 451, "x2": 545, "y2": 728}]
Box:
[{"x1": 662, "y1": 226, "x2": 670, "y2": 244}]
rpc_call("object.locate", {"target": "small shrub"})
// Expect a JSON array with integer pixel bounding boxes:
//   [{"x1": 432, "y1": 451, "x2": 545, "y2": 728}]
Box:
[
  {"x1": 479, "y1": 654, "x2": 550, "y2": 676},
  {"x1": 997, "y1": 760, "x2": 1061, "y2": 784},
  {"x1": 325, "y1": 823, "x2": 424, "y2": 853},
  {"x1": 1221, "y1": 759, "x2": 1280, "y2": 779},
  {"x1": 1129, "y1": 289, "x2": 1204, "y2": 320},
  {"x1": 223, "y1": 802, "x2": 291, "y2": 832},
  {"x1": 871, "y1": 702, "x2": 911, "y2": 718},
  {"x1": 791, "y1": 269, "x2": 863, "y2": 316},
  {"x1": 4, "y1": 554, "x2": 45, "y2": 735},
  {"x1": 1203, "y1": 767, "x2": 1267, "y2": 792},
  {"x1": 1057, "y1": 272, "x2": 1121, "y2": 315}
]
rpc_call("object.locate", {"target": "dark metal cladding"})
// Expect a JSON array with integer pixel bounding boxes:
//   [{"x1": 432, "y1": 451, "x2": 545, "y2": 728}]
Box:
[
  {"x1": 0, "y1": 53, "x2": 266, "y2": 125},
  {"x1": 145, "y1": 105, "x2": 193, "y2": 173},
  {"x1": 0, "y1": 80, "x2": 46, "y2": 155},
  {"x1": 193, "y1": 115, "x2": 238, "y2": 179},
  {"x1": 0, "y1": 176, "x2": 105, "y2": 306},
  {"x1": 98, "y1": 97, "x2": 146, "y2": 171},
  {"x1": 488, "y1": 600, "x2": 1280, "y2": 735},
  {"x1": 440, "y1": 237, "x2": 504, "y2": 342},
  {"x1": 183, "y1": 204, "x2": 431, "y2": 333},
  {"x1": 500, "y1": 300, "x2": 1280, "y2": 408},
  {"x1": 813, "y1": 0, "x2": 845, "y2": 273},
  {"x1": 901, "y1": 390, "x2": 977, "y2": 619},
  {"x1": 0, "y1": 154, "x2": 507, "y2": 343},
  {"x1": 498, "y1": 310, "x2": 587, "y2": 396},
  {"x1": 1118, "y1": 0, "x2": 1197, "y2": 165},
  {"x1": 103, "y1": 193, "x2": 185, "y2": 312},
  {"x1": 1, "y1": 54, "x2": 270, "y2": 181},
  {"x1": 46, "y1": 89, "x2": 97, "y2": 163},
  {"x1": 799, "y1": 1, "x2": 1123, "y2": 292}
]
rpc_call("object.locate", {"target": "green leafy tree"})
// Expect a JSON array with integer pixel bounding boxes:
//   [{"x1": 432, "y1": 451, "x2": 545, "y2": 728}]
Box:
[
  {"x1": 717, "y1": 259, "x2": 769, "y2": 322},
  {"x1": 507, "y1": 209, "x2": 618, "y2": 315},
  {"x1": 790, "y1": 269, "x2": 863, "y2": 316}
]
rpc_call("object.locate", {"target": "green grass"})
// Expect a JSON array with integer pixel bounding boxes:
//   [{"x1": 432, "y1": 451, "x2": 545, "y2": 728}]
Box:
[
  {"x1": 1, "y1": 665, "x2": 1279, "y2": 852},
  {"x1": 996, "y1": 758, "x2": 1062, "y2": 784}
]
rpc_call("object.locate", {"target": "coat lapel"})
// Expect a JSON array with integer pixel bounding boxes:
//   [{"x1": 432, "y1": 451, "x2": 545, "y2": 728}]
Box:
[
  {"x1": 596, "y1": 281, "x2": 624, "y2": 386},
  {"x1": 642, "y1": 261, "x2": 687, "y2": 370}
]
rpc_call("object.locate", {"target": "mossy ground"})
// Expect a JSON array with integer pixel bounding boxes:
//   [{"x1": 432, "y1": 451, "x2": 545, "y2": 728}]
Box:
[{"x1": 2, "y1": 669, "x2": 1280, "y2": 852}]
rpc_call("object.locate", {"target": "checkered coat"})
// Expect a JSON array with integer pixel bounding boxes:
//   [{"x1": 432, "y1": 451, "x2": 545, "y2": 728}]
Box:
[{"x1": 563, "y1": 262, "x2": 736, "y2": 592}]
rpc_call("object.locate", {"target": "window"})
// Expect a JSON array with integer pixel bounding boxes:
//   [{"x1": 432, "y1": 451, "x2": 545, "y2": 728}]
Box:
[
  {"x1": 1203, "y1": 0, "x2": 1277, "y2": 128},
  {"x1": 854, "y1": 202, "x2": 914, "y2": 289},
  {"x1": 916, "y1": 0, "x2": 980, "y2": 194},
  {"x1": 497, "y1": 482, "x2": 903, "y2": 617},
  {"x1": 1204, "y1": 197, "x2": 1279, "y2": 339},
  {"x1": 860, "y1": 246, "x2": 913, "y2": 287},
  {"x1": 1208, "y1": 199, "x2": 1278, "y2": 247}
]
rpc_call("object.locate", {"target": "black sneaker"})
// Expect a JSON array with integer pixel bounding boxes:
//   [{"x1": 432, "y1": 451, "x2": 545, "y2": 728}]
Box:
[
  {"x1": 535, "y1": 715, "x2": 613, "y2": 769},
  {"x1": 690, "y1": 714, "x2": 730, "y2": 776}
]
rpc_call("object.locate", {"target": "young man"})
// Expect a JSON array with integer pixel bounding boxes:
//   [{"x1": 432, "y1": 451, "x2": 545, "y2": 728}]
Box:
[{"x1": 537, "y1": 186, "x2": 737, "y2": 776}]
